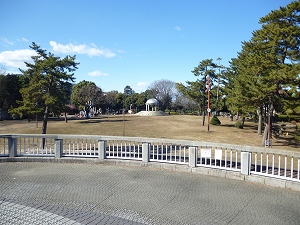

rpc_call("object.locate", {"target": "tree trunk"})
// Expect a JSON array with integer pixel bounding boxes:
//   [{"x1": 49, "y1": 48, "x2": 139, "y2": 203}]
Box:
[
  {"x1": 64, "y1": 111, "x2": 68, "y2": 123},
  {"x1": 202, "y1": 111, "x2": 205, "y2": 126},
  {"x1": 42, "y1": 106, "x2": 49, "y2": 134},
  {"x1": 41, "y1": 106, "x2": 49, "y2": 149},
  {"x1": 262, "y1": 124, "x2": 268, "y2": 147},
  {"x1": 268, "y1": 102, "x2": 273, "y2": 139},
  {"x1": 241, "y1": 117, "x2": 245, "y2": 128},
  {"x1": 236, "y1": 111, "x2": 239, "y2": 120},
  {"x1": 257, "y1": 108, "x2": 262, "y2": 135}
]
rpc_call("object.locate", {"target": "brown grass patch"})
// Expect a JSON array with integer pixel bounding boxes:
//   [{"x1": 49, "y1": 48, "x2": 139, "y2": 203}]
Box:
[{"x1": 0, "y1": 115, "x2": 298, "y2": 150}]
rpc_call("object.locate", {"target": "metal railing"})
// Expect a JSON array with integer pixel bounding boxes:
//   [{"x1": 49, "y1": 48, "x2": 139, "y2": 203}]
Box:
[
  {"x1": 0, "y1": 134, "x2": 299, "y2": 184},
  {"x1": 251, "y1": 150, "x2": 300, "y2": 181},
  {"x1": 196, "y1": 147, "x2": 241, "y2": 172},
  {"x1": 149, "y1": 143, "x2": 189, "y2": 164},
  {"x1": 106, "y1": 140, "x2": 142, "y2": 160}
]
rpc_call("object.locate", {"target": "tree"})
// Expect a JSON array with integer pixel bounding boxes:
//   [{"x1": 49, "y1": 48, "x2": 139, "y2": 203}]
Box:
[
  {"x1": 121, "y1": 85, "x2": 135, "y2": 113},
  {"x1": 123, "y1": 85, "x2": 135, "y2": 97},
  {"x1": 115, "y1": 92, "x2": 125, "y2": 113},
  {"x1": 148, "y1": 79, "x2": 176, "y2": 111},
  {"x1": 103, "y1": 90, "x2": 119, "y2": 113},
  {"x1": 71, "y1": 80, "x2": 104, "y2": 110},
  {"x1": 170, "y1": 93, "x2": 196, "y2": 114},
  {"x1": 226, "y1": 1, "x2": 300, "y2": 138},
  {"x1": 0, "y1": 74, "x2": 31, "y2": 121},
  {"x1": 10, "y1": 42, "x2": 79, "y2": 135},
  {"x1": 183, "y1": 59, "x2": 217, "y2": 125},
  {"x1": 0, "y1": 74, "x2": 23, "y2": 112},
  {"x1": 135, "y1": 92, "x2": 148, "y2": 111},
  {"x1": 215, "y1": 57, "x2": 226, "y2": 115},
  {"x1": 176, "y1": 80, "x2": 203, "y2": 114},
  {"x1": 124, "y1": 92, "x2": 147, "y2": 112}
]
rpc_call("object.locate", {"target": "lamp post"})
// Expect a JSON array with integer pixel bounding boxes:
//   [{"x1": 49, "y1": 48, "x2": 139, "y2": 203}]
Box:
[
  {"x1": 216, "y1": 57, "x2": 222, "y2": 115},
  {"x1": 206, "y1": 76, "x2": 211, "y2": 132}
]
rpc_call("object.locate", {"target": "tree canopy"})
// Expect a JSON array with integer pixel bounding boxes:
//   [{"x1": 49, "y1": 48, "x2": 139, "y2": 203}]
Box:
[
  {"x1": 9, "y1": 42, "x2": 79, "y2": 134},
  {"x1": 148, "y1": 79, "x2": 176, "y2": 111},
  {"x1": 0, "y1": 74, "x2": 23, "y2": 111},
  {"x1": 71, "y1": 80, "x2": 104, "y2": 110},
  {"x1": 226, "y1": 1, "x2": 300, "y2": 116}
]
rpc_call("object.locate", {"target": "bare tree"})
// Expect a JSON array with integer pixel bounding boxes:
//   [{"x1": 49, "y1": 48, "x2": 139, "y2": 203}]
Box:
[{"x1": 148, "y1": 79, "x2": 176, "y2": 111}]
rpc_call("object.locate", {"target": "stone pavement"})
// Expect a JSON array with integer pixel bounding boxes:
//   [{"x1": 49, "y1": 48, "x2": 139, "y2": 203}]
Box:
[{"x1": 0, "y1": 162, "x2": 299, "y2": 225}]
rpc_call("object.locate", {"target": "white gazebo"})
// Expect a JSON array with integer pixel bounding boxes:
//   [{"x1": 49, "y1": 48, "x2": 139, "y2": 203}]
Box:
[
  {"x1": 136, "y1": 98, "x2": 166, "y2": 116},
  {"x1": 145, "y1": 98, "x2": 159, "y2": 111}
]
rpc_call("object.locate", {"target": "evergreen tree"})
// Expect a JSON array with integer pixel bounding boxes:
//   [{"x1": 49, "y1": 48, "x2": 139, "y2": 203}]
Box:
[
  {"x1": 226, "y1": 1, "x2": 300, "y2": 135},
  {"x1": 123, "y1": 85, "x2": 135, "y2": 97},
  {"x1": 10, "y1": 42, "x2": 79, "y2": 134},
  {"x1": 176, "y1": 80, "x2": 203, "y2": 115},
  {"x1": 193, "y1": 59, "x2": 217, "y2": 125},
  {"x1": 71, "y1": 80, "x2": 104, "y2": 110},
  {"x1": 0, "y1": 74, "x2": 23, "y2": 113}
]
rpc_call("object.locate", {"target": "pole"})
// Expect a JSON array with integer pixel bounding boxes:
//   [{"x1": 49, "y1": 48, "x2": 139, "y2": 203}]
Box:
[
  {"x1": 202, "y1": 66, "x2": 207, "y2": 126},
  {"x1": 206, "y1": 75, "x2": 211, "y2": 132},
  {"x1": 216, "y1": 57, "x2": 221, "y2": 116},
  {"x1": 207, "y1": 89, "x2": 210, "y2": 132}
]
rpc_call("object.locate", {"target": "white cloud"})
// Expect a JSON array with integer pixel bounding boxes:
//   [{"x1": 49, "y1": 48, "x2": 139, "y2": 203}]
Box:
[
  {"x1": 88, "y1": 70, "x2": 108, "y2": 77},
  {"x1": 117, "y1": 49, "x2": 125, "y2": 54},
  {"x1": 0, "y1": 37, "x2": 14, "y2": 46},
  {"x1": 19, "y1": 37, "x2": 29, "y2": 42},
  {"x1": 0, "y1": 49, "x2": 36, "y2": 69},
  {"x1": 50, "y1": 41, "x2": 116, "y2": 58},
  {"x1": 174, "y1": 26, "x2": 182, "y2": 31},
  {"x1": 135, "y1": 81, "x2": 149, "y2": 92}
]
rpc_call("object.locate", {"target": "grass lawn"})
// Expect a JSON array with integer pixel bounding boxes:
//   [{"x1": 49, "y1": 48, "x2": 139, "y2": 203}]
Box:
[{"x1": 0, "y1": 114, "x2": 299, "y2": 151}]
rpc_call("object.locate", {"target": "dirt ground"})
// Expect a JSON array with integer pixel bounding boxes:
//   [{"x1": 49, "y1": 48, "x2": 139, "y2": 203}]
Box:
[{"x1": 0, "y1": 114, "x2": 299, "y2": 151}]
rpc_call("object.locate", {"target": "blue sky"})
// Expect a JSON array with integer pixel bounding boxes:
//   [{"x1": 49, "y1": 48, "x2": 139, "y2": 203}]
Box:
[{"x1": 0, "y1": 0, "x2": 293, "y2": 93}]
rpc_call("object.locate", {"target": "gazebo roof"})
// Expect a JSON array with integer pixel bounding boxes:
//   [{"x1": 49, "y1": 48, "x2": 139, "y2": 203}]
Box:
[{"x1": 146, "y1": 98, "x2": 159, "y2": 105}]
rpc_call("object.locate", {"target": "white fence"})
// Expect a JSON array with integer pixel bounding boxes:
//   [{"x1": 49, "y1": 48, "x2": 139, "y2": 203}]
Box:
[
  {"x1": 197, "y1": 147, "x2": 241, "y2": 172},
  {"x1": 0, "y1": 134, "x2": 299, "y2": 184}
]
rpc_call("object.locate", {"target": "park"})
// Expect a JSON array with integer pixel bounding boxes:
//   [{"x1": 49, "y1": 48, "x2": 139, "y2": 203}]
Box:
[
  {"x1": 0, "y1": 114, "x2": 299, "y2": 150},
  {"x1": 0, "y1": 1, "x2": 300, "y2": 224},
  {"x1": 1, "y1": 114, "x2": 300, "y2": 224}
]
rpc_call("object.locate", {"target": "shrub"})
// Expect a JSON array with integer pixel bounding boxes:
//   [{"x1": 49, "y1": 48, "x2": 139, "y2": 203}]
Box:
[
  {"x1": 210, "y1": 116, "x2": 221, "y2": 125},
  {"x1": 169, "y1": 111, "x2": 178, "y2": 115},
  {"x1": 285, "y1": 108, "x2": 294, "y2": 115},
  {"x1": 277, "y1": 115, "x2": 300, "y2": 122},
  {"x1": 234, "y1": 120, "x2": 243, "y2": 129}
]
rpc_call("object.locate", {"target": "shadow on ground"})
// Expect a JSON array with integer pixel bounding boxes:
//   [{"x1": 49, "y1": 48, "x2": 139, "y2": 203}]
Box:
[{"x1": 80, "y1": 119, "x2": 129, "y2": 124}]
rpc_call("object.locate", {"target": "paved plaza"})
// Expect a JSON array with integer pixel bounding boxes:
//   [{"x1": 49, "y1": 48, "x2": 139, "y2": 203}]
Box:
[{"x1": 0, "y1": 162, "x2": 299, "y2": 225}]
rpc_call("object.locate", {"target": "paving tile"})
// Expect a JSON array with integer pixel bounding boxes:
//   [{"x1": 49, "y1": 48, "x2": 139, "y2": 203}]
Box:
[{"x1": 0, "y1": 162, "x2": 299, "y2": 225}]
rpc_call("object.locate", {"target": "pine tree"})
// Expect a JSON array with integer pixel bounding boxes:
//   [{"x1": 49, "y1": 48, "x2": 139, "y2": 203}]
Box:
[
  {"x1": 191, "y1": 59, "x2": 217, "y2": 125},
  {"x1": 10, "y1": 42, "x2": 79, "y2": 134},
  {"x1": 226, "y1": 1, "x2": 300, "y2": 138}
]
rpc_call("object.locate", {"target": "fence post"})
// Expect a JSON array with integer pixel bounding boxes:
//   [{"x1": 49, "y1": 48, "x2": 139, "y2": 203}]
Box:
[
  {"x1": 8, "y1": 137, "x2": 17, "y2": 157},
  {"x1": 241, "y1": 152, "x2": 251, "y2": 175},
  {"x1": 142, "y1": 142, "x2": 149, "y2": 163},
  {"x1": 55, "y1": 139, "x2": 63, "y2": 158},
  {"x1": 98, "y1": 140, "x2": 106, "y2": 160},
  {"x1": 189, "y1": 146, "x2": 197, "y2": 168}
]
